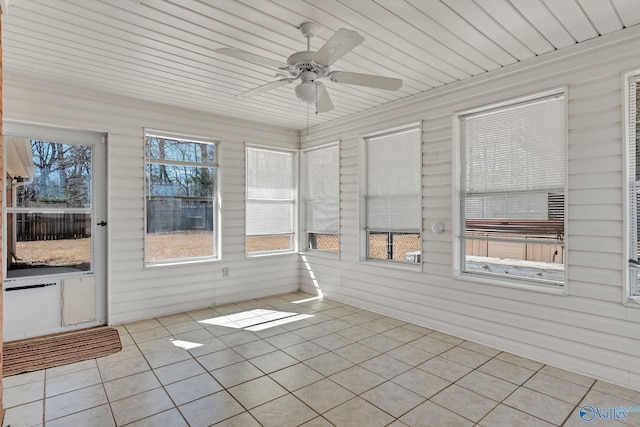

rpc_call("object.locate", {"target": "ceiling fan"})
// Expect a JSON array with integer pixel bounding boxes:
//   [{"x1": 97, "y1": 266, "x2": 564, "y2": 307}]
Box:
[{"x1": 216, "y1": 22, "x2": 403, "y2": 113}]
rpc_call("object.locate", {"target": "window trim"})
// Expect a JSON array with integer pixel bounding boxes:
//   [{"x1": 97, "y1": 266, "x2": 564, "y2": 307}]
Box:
[
  {"x1": 143, "y1": 129, "x2": 220, "y2": 267},
  {"x1": 453, "y1": 88, "x2": 568, "y2": 292},
  {"x1": 360, "y1": 122, "x2": 423, "y2": 269},
  {"x1": 300, "y1": 141, "x2": 340, "y2": 256},
  {"x1": 245, "y1": 144, "x2": 298, "y2": 256}
]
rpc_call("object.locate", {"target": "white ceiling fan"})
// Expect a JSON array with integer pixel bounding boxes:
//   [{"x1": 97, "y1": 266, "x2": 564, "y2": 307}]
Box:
[{"x1": 216, "y1": 22, "x2": 403, "y2": 113}]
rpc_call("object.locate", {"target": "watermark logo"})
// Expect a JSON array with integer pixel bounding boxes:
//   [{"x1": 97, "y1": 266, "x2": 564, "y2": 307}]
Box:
[
  {"x1": 579, "y1": 406, "x2": 596, "y2": 422},
  {"x1": 579, "y1": 405, "x2": 640, "y2": 422}
]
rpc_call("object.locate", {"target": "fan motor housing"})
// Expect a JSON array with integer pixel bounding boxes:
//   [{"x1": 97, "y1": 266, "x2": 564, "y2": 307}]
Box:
[{"x1": 287, "y1": 51, "x2": 326, "y2": 77}]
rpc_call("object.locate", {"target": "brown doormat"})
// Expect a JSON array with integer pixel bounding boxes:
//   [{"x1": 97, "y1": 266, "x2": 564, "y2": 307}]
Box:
[{"x1": 3, "y1": 327, "x2": 122, "y2": 377}]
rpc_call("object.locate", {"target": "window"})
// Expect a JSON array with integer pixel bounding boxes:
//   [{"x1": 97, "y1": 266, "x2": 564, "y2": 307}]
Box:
[
  {"x1": 145, "y1": 131, "x2": 218, "y2": 264},
  {"x1": 627, "y1": 73, "x2": 640, "y2": 299},
  {"x1": 246, "y1": 147, "x2": 296, "y2": 254},
  {"x1": 365, "y1": 126, "x2": 422, "y2": 264},
  {"x1": 303, "y1": 144, "x2": 339, "y2": 253},
  {"x1": 458, "y1": 90, "x2": 566, "y2": 286}
]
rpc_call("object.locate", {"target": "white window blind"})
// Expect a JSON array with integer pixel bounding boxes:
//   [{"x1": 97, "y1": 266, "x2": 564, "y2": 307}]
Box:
[
  {"x1": 460, "y1": 93, "x2": 566, "y2": 221},
  {"x1": 627, "y1": 76, "x2": 640, "y2": 296},
  {"x1": 246, "y1": 147, "x2": 294, "y2": 237},
  {"x1": 459, "y1": 91, "x2": 566, "y2": 285},
  {"x1": 305, "y1": 145, "x2": 339, "y2": 234},
  {"x1": 366, "y1": 127, "x2": 421, "y2": 232}
]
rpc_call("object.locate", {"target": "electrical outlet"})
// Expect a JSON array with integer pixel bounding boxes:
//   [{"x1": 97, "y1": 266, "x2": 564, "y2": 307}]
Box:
[{"x1": 222, "y1": 267, "x2": 230, "y2": 277}]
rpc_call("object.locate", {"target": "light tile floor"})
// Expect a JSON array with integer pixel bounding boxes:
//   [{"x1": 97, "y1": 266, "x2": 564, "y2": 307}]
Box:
[{"x1": 3, "y1": 292, "x2": 640, "y2": 426}]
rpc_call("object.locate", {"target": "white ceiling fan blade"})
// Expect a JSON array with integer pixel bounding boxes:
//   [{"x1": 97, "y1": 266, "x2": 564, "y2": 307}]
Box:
[
  {"x1": 315, "y1": 83, "x2": 334, "y2": 113},
  {"x1": 329, "y1": 71, "x2": 403, "y2": 91},
  {"x1": 313, "y1": 28, "x2": 364, "y2": 67},
  {"x1": 235, "y1": 79, "x2": 293, "y2": 99},
  {"x1": 216, "y1": 48, "x2": 287, "y2": 69}
]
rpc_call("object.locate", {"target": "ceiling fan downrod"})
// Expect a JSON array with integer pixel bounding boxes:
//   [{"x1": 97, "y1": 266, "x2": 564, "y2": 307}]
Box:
[{"x1": 299, "y1": 22, "x2": 319, "y2": 50}]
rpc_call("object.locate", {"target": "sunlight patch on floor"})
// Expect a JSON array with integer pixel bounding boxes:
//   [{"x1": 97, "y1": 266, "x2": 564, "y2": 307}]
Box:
[
  {"x1": 198, "y1": 309, "x2": 314, "y2": 331},
  {"x1": 170, "y1": 339, "x2": 204, "y2": 350}
]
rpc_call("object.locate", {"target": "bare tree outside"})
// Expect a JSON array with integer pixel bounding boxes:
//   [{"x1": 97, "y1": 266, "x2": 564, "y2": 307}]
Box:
[{"x1": 18, "y1": 141, "x2": 91, "y2": 208}]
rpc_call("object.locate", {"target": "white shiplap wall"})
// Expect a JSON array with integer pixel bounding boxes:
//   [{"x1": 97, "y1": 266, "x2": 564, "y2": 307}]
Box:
[
  {"x1": 4, "y1": 77, "x2": 300, "y2": 324},
  {"x1": 300, "y1": 26, "x2": 640, "y2": 391}
]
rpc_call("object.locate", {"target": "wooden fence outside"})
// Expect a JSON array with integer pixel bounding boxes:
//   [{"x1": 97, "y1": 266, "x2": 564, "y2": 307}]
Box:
[
  {"x1": 14, "y1": 213, "x2": 91, "y2": 241},
  {"x1": 465, "y1": 219, "x2": 564, "y2": 263},
  {"x1": 146, "y1": 199, "x2": 214, "y2": 233}
]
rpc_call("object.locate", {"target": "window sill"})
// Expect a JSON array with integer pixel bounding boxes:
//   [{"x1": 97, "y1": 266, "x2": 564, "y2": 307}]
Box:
[
  {"x1": 455, "y1": 271, "x2": 566, "y2": 295},
  {"x1": 246, "y1": 251, "x2": 297, "y2": 258},
  {"x1": 300, "y1": 250, "x2": 339, "y2": 260},
  {"x1": 145, "y1": 257, "x2": 218, "y2": 268},
  {"x1": 626, "y1": 295, "x2": 640, "y2": 306},
  {"x1": 361, "y1": 258, "x2": 422, "y2": 273}
]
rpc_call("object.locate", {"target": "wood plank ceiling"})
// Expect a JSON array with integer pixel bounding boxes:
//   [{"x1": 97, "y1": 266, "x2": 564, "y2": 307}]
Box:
[{"x1": 2, "y1": 0, "x2": 640, "y2": 131}]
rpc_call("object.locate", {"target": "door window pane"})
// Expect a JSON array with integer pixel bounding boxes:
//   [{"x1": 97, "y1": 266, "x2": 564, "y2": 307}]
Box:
[
  {"x1": 7, "y1": 212, "x2": 92, "y2": 277},
  {"x1": 10, "y1": 140, "x2": 92, "y2": 208},
  {"x1": 5, "y1": 137, "x2": 94, "y2": 278}
]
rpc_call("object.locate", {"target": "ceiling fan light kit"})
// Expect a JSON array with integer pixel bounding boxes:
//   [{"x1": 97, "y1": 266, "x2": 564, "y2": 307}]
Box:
[
  {"x1": 295, "y1": 81, "x2": 319, "y2": 104},
  {"x1": 216, "y1": 22, "x2": 403, "y2": 112},
  {"x1": 295, "y1": 71, "x2": 325, "y2": 104}
]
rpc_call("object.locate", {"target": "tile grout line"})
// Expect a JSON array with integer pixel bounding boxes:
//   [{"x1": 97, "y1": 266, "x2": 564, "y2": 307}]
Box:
[{"x1": 558, "y1": 380, "x2": 598, "y2": 427}]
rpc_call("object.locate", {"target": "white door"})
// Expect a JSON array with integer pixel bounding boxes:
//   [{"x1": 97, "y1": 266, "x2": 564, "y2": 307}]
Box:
[{"x1": 3, "y1": 122, "x2": 107, "y2": 341}]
